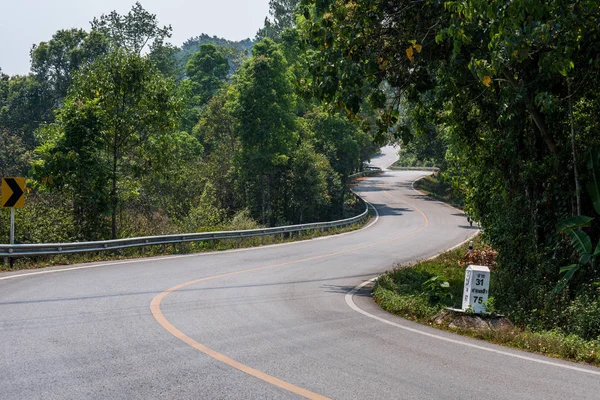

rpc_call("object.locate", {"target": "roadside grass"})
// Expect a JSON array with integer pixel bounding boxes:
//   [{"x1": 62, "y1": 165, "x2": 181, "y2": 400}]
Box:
[
  {"x1": 372, "y1": 238, "x2": 600, "y2": 366},
  {"x1": 0, "y1": 218, "x2": 370, "y2": 272},
  {"x1": 413, "y1": 173, "x2": 463, "y2": 209}
]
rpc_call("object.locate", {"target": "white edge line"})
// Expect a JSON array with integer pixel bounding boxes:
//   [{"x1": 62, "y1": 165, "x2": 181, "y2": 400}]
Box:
[
  {"x1": 345, "y1": 279, "x2": 600, "y2": 376},
  {"x1": 345, "y1": 175, "x2": 599, "y2": 376},
  {"x1": 0, "y1": 200, "x2": 380, "y2": 282}
]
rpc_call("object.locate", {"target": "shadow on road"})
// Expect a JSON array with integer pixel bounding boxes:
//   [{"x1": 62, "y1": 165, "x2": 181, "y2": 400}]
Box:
[
  {"x1": 0, "y1": 273, "x2": 378, "y2": 307},
  {"x1": 322, "y1": 283, "x2": 373, "y2": 297}
]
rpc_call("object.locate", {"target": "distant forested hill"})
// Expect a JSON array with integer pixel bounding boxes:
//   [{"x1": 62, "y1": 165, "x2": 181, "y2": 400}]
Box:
[{"x1": 176, "y1": 34, "x2": 255, "y2": 76}]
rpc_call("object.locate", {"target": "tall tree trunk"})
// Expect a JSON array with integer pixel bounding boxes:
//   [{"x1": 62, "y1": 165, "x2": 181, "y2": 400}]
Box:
[
  {"x1": 111, "y1": 135, "x2": 118, "y2": 239},
  {"x1": 266, "y1": 173, "x2": 272, "y2": 226},
  {"x1": 568, "y1": 79, "x2": 581, "y2": 216},
  {"x1": 502, "y1": 69, "x2": 558, "y2": 154},
  {"x1": 261, "y1": 174, "x2": 266, "y2": 225}
]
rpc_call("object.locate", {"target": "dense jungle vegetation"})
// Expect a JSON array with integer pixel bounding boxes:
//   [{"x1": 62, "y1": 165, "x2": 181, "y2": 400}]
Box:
[
  {"x1": 295, "y1": 0, "x2": 600, "y2": 340},
  {"x1": 2, "y1": 0, "x2": 600, "y2": 341}
]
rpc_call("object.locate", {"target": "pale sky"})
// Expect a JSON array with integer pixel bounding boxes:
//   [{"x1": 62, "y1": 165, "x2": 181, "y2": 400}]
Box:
[{"x1": 0, "y1": 0, "x2": 271, "y2": 76}]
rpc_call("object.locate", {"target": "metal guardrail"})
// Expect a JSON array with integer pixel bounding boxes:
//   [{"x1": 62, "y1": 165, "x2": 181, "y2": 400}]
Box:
[
  {"x1": 350, "y1": 166, "x2": 383, "y2": 179},
  {"x1": 388, "y1": 166, "x2": 440, "y2": 171},
  {"x1": 0, "y1": 167, "x2": 382, "y2": 258}
]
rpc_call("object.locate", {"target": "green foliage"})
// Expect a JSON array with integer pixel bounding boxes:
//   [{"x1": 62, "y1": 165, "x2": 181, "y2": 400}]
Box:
[
  {"x1": 186, "y1": 44, "x2": 229, "y2": 101},
  {"x1": 235, "y1": 38, "x2": 298, "y2": 225},
  {"x1": 0, "y1": 74, "x2": 52, "y2": 147},
  {"x1": 226, "y1": 209, "x2": 261, "y2": 231},
  {"x1": 374, "y1": 243, "x2": 470, "y2": 320},
  {"x1": 298, "y1": 0, "x2": 600, "y2": 333},
  {"x1": 286, "y1": 142, "x2": 337, "y2": 223},
  {"x1": 2, "y1": 3, "x2": 377, "y2": 263},
  {"x1": 257, "y1": 0, "x2": 299, "y2": 40},
  {"x1": 554, "y1": 151, "x2": 600, "y2": 295},
  {"x1": 556, "y1": 216, "x2": 594, "y2": 232},
  {"x1": 306, "y1": 108, "x2": 372, "y2": 183},
  {"x1": 179, "y1": 44, "x2": 230, "y2": 132},
  {"x1": 374, "y1": 274, "x2": 441, "y2": 320},
  {"x1": 138, "y1": 129, "x2": 204, "y2": 220},
  {"x1": 33, "y1": 97, "x2": 111, "y2": 240},
  {"x1": 0, "y1": 129, "x2": 30, "y2": 176},
  {"x1": 176, "y1": 34, "x2": 253, "y2": 77},
  {"x1": 90, "y1": 2, "x2": 172, "y2": 55},
  {"x1": 34, "y1": 49, "x2": 180, "y2": 239},
  {"x1": 299, "y1": 0, "x2": 441, "y2": 138},
  {"x1": 30, "y1": 28, "x2": 108, "y2": 107},
  {"x1": 421, "y1": 275, "x2": 453, "y2": 305},
  {"x1": 181, "y1": 182, "x2": 226, "y2": 232},
  {"x1": 193, "y1": 85, "x2": 240, "y2": 213},
  {"x1": 0, "y1": 193, "x2": 75, "y2": 244}
]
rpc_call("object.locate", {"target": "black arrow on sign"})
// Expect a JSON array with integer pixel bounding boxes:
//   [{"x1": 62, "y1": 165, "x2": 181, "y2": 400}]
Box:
[{"x1": 3, "y1": 178, "x2": 24, "y2": 207}]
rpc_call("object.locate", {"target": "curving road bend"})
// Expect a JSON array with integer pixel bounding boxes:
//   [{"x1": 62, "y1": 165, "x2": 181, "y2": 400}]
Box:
[{"x1": 1, "y1": 150, "x2": 599, "y2": 399}]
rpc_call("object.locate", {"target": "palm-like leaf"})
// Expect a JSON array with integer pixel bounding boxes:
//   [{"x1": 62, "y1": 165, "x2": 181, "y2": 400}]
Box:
[
  {"x1": 566, "y1": 229, "x2": 592, "y2": 255},
  {"x1": 556, "y1": 216, "x2": 593, "y2": 232},
  {"x1": 588, "y1": 151, "x2": 600, "y2": 215},
  {"x1": 554, "y1": 264, "x2": 581, "y2": 294}
]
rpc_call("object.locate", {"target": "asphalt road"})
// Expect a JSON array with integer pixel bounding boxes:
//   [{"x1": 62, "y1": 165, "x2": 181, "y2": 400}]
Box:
[{"x1": 1, "y1": 149, "x2": 599, "y2": 399}]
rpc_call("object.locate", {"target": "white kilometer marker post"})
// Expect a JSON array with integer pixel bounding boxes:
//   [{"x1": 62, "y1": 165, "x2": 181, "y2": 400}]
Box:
[{"x1": 462, "y1": 265, "x2": 490, "y2": 314}]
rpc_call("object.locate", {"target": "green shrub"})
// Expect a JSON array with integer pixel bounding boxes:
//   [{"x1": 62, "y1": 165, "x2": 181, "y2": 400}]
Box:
[
  {"x1": 0, "y1": 192, "x2": 75, "y2": 244},
  {"x1": 227, "y1": 209, "x2": 261, "y2": 230}
]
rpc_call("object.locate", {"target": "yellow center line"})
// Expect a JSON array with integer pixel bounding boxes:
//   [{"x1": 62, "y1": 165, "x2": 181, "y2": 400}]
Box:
[{"x1": 150, "y1": 178, "x2": 429, "y2": 399}]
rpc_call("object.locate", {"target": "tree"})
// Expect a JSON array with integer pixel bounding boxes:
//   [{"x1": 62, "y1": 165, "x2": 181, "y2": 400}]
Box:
[
  {"x1": 257, "y1": 0, "x2": 299, "y2": 40},
  {"x1": 179, "y1": 44, "x2": 230, "y2": 132},
  {"x1": 307, "y1": 109, "x2": 371, "y2": 182},
  {"x1": 0, "y1": 74, "x2": 51, "y2": 148},
  {"x1": 299, "y1": 0, "x2": 600, "y2": 328},
  {"x1": 30, "y1": 29, "x2": 108, "y2": 108},
  {"x1": 286, "y1": 141, "x2": 337, "y2": 223},
  {"x1": 38, "y1": 49, "x2": 180, "y2": 239},
  {"x1": 149, "y1": 43, "x2": 182, "y2": 79},
  {"x1": 90, "y1": 2, "x2": 172, "y2": 55},
  {"x1": 235, "y1": 39, "x2": 298, "y2": 225},
  {"x1": 193, "y1": 85, "x2": 241, "y2": 213},
  {"x1": 33, "y1": 99, "x2": 111, "y2": 240},
  {"x1": 0, "y1": 128, "x2": 30, "y2": 177},
  {"x1": 298, "y1": 0, "x2": 443, "y2": 140},
  {"x1": 186, "y1": 44, "x2": 229, "y2": 102}
]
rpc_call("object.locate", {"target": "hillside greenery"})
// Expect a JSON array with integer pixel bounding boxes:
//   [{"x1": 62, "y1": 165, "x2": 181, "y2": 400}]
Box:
[
  {"x1": 2, "y1": 0, "x2": 600, "y2": 342},
  {"x1": 0, "y1": 1, "x2": 377, "y2": 246},
  {"x1": 297, "y1": 0, "x2": 600, "y2": 340}
]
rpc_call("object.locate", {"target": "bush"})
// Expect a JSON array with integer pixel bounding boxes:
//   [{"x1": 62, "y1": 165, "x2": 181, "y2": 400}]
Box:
[
  {"x1": 563, "y1": 289, "x2": 600, "y2": 340},
  {"x1": 227, "y1": 209, "x2": 261, "y2": 230},
  {"x1": 0, "y1": 192, "x2": 75, "y2": 244}
]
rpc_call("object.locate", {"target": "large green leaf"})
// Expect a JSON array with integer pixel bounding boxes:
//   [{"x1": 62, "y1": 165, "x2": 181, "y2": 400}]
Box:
[
  {"x1": 579, "y1": 253, "x2": 591, "y2": 266},
  {"x1": 594, "y1": 240, "x2": 600, "y2": 257},
  {"x1": 556, "y1": 216, "x2": 593, "y2": 232},
  {"x1": 588, "y1": 151, "x2": 600, "y2": 215},
  {"x1": 566, "y1": 229, "x2": 592, "y2": 255},
  {"x1": 554, "y1": 264, "x2": 581, "y2": 295},
  {"x1": 588, "y1": 183, "x2": 600, "y2": 216}
]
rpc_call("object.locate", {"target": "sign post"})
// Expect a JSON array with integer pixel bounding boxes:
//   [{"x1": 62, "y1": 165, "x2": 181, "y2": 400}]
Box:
[
  {"x1": 462, "y1": 265, "x2": 491, "y2": 314},
  {"x1": 2, "y1": 177, "x2": 26, "y2": 267},
  {"x1": 10, "y1": 208, "x2": 15, "y2": 245}
]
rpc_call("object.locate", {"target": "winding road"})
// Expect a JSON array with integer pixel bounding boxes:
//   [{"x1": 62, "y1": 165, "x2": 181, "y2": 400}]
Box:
[{"x1": 1, "y1": 147, "x2": 599, "y2": 399}]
